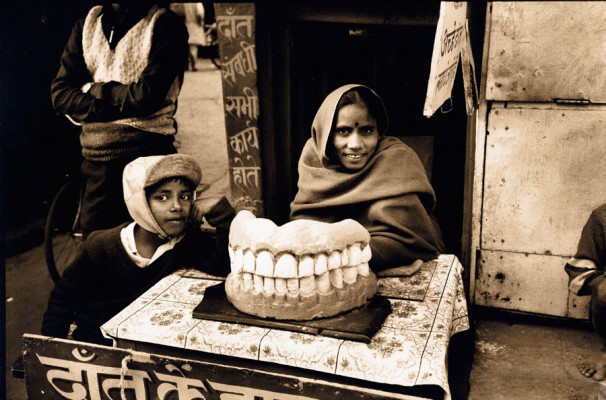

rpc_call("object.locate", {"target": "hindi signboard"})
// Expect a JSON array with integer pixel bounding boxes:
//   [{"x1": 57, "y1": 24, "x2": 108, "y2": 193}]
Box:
[
  {"x1": 22, "y1": 334, "x2": 421, "y2": 400},
  {"x1": 423, "y1": 2, "x2": 468, "y2": 117},
  {"x1": 215, "y1": 3, "x2": 264, "y2": 216}
]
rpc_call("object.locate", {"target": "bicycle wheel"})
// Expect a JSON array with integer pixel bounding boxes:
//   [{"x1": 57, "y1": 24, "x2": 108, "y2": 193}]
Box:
[{"x1": 44, "y1": 180, "x2": 84, "y2": 284}]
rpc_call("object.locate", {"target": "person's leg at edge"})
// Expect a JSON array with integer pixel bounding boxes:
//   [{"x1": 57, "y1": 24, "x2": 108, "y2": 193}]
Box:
[
  {"x1": 578, "y1": 275, "x2": 606, "y2": 381},
  {"x1": 79, "y1": 159, "x2": 132, "y2": 237}
]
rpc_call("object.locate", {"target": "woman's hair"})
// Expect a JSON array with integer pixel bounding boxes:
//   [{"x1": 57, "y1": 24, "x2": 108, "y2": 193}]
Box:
[{"x1": 334, "y1": 87, "x2": 387, "y2": 135}]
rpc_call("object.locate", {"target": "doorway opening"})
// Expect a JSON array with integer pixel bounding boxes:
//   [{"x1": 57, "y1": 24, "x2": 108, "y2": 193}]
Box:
[{"x1": 286, "y1": 20, "x2": 469, "y2": 257}]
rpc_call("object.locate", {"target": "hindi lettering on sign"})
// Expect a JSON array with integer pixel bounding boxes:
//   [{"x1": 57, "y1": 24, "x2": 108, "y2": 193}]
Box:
[
  {"x1": 155, "y1": 368, "x2": 209, "y2": 400},
  {"x1": 232, "y1": 155, "x2": 260, "y2": 189},
  {"x1": 232, "y1": 165, "x2": 244, "y2": 188},
  {"x1": 208, "y1": 381, "x2": 318, "y2": 400},
  {"x1": 229, "y1": 124, "x2": 259, "y2": 155},
  {"x1": 37, "y1": 353, "x2": 150, "y2": 400},
  {"x1": 222, "y1": 53, "x2": 243, "y2": 86},
  {"x1": 423, "y1": 2, "x2": 468, "y2": 116},
  {"x1": 225, "y1": 87, "x2": 259, "y2": 120},
  {"x1": 216, "y1": 3, "x2": 264, "y2": 214},
  {"x1": 240, "y1": 42, "x2": 257, "y2": 73},
  {"x1": 101, "y1": 370, "x2": 151, "y2": 400},
  {"x1": 441, "y1": 25, "x2": 464, "y2": 57},
  {"x1": 217, "y1": 15, "x2": 254, "y2": 41},
  {"x1": 222, "y1": 42, "x2": 258, "y2": 86},
  {"x1": 243, "y1": 124, "x2": 259, "y2": 150},
  {"x1": 436, "y1": 61, "x2": 458, "y2": 91}
]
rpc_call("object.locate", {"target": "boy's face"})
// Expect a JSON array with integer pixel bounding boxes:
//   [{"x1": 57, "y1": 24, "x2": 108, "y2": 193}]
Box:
[{"x1": 147, "y1": 179, "x2": 193, "y2": 238}]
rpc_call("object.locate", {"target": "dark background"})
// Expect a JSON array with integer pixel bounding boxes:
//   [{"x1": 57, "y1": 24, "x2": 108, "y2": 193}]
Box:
[
  {"x1": 0, "y1": 0, "x2": 485, "y2": 258},
  {"x1": 256, "y1": 1, "x2": 485, "y2": 260},
  {"x1": 1, "y1": 0, "x2": 96, "y2": 256}
]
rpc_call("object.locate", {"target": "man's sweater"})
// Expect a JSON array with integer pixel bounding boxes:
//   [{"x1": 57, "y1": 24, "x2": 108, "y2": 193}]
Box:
[{"x1": 50, "y1": 4, "x2": 189, "y2": 161}]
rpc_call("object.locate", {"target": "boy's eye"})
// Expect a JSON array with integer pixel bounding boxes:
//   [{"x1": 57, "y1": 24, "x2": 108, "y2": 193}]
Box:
[
  {"x1": 180, "y1": 193, "x2": 192, "y2": 201},
  {"x1": 154, "y1": 194, "x2": 168, "y2": 201}
]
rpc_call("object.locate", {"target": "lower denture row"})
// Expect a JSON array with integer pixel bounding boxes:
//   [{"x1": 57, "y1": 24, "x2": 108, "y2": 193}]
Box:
[{"x1": 237, "y1": 262, "x2": 371, "y2": 296}]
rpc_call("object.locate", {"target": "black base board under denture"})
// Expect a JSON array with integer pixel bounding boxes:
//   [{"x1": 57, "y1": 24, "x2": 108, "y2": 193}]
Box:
[{"x1": 193, "y1": 282, "x2": 391, "y2": 343}]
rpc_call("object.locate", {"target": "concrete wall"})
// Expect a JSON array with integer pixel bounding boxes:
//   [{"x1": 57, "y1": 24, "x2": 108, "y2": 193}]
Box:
[{"x1": 173, "y1": 63, "x2": 230, "y2": 201}]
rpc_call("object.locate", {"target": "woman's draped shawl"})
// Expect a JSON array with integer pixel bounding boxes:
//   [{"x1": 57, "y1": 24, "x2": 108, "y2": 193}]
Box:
[{"x1": 290, "y1": 84, "x2": 444, "y2": 270}]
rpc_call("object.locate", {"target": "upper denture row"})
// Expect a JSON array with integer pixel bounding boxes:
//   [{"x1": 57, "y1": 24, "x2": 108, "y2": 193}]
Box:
[{"x1": 228, "y1": 242, "x2": 372, "y2": 278}]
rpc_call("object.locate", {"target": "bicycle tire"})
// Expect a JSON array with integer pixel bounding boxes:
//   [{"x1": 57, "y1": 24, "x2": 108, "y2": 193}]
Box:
[{"x1": 44, "y1": 180, "x2": 84, "y2": 284}]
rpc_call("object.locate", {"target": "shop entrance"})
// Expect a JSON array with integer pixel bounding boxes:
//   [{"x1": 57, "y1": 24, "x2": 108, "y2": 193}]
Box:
[
  {"x1": 293, "y1": 24, "x2": 468, "y2": 257},
  {"x1": 257, "y1": 3, "x2": 478, "y2": 260}
]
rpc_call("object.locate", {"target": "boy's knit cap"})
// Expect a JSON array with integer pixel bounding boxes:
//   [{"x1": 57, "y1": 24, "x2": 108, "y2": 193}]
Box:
[{"x1": 144, "y1": 154, "x2": 202, "y2": 189}]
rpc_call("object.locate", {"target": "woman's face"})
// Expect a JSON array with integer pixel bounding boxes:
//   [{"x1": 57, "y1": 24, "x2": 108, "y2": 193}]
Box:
[{"x1": 331, "y1": 103, "x2": 379, "y2": 170}]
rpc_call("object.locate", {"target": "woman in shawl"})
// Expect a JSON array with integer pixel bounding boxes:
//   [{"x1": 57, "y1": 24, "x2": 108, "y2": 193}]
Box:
[{"x1": 290, "y1": 84, "x2": 444, "y2": 271}]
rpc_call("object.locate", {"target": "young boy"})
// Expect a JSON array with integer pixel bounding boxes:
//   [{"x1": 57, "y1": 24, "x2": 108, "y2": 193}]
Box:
[
  {"x1": 41, "y1": 154, "x2": 235, "y2": 345},
  {"x1": 565, "y1": 203, "x2": 606, "y2": 381}
]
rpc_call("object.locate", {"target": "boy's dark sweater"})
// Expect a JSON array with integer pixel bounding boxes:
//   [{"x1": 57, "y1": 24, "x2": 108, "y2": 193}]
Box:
[{"x1": 41, "y1": 222, "x2": 230, "y2": 345}]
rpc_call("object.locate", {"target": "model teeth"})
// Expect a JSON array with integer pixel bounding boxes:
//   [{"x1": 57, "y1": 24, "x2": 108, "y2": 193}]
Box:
[
  {"x1": 349, "y1": 243, "x2": 362, "y2": 265},
  {"x1": 235, "y1": 248, "x2": 244, "y2": 272},
  {"x1": 226, "y1": 212, "x2": 378, "y2": 320},
  {"x1": 316, "y1": 272, "x2": 331, "y2": 292},
  {"x1": 263, "y1": 277, "x2": 275, "y2": 294},
  {"x1": 315, "y1": 253, "x2": 328, "y2": 274},
  {"x1": 242, "y1": 272, "x2": 253, "y2": 291},
  {"x1": 287, "y1": 278, "x2": 299, "y2": 292},
  {"x1": 347, "y1": 154, "x2": 363, "y2": 159},
  {"x1": 253, "y1": 274, "x2": 264, "y2": 293},
  {"x1": 357, "y1": 262, "x2": 370, "y2": 277},
  {"x1": 329, "y1": 268, "x2": 344, "y2": 289},
  {"x1": 275, "y1": 277, "x2": 287, "y2": 294},
  {"x1": 340, "y1": 249, "x2": 349, "y2": 267},
  {"x1": 228, "y1": 242, "x2": 372, "y2": 296},
  {"x1": 298, "y1": 255, "x2": 314, "y2": 277},
  {"x1": 243, "y1": 249, "x2": 256, "y2": 273},
  {"x1": 343, "y1": 266, "x2": 358, "y2": 284},
  {"x1": 275, "y1": 253, "x2": 298, "y2": 278},
  {"x1": 299, "y1": 276, "x2": 315, "y2": 294},
  {"x1": 255, "y1": 251, "x2": 274, "y2": 277},
  {"x1": 328, "y1": 251, "x2": 341, "y2": 270},
  {"x1": 228, "y1": 246, "x2": 240, "y2": 273},
  {"x1": 361, "y1": 244, "x2": 371, "y2": 263}
]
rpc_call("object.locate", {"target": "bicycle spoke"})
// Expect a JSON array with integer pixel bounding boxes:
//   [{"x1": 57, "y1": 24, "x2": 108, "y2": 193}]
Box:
[
  {"x1": 55, "y1": 236, "x2": 76, "y2": 266},
  {"x1": 54, "y1": 234, "x2": 70, "y2": 256},
  {"x1": 55, "y1": 236, "x2": 80, "y2": 270},
  {"x1": 46, "y1": 180, "x2": 83, "y2": 283},
  {"x1": 56, "y1": 244, "x2": 72, "y2": 268}
]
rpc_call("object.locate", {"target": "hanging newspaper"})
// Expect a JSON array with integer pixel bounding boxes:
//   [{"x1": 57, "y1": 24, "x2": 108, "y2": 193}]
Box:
[{"x1": 423, "y1": 2, "x2": 468, "y2": 117}]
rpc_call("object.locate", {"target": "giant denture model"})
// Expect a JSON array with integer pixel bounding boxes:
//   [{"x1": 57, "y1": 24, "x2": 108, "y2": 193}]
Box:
[{"x1": 224, "y1": 210, "x2": 377, "y2": 320}]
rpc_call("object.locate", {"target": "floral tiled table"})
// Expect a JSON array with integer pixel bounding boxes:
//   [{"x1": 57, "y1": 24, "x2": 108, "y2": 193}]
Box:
[{"x1": 102, "y1": 254, "x2": 469, "y2": 399}]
